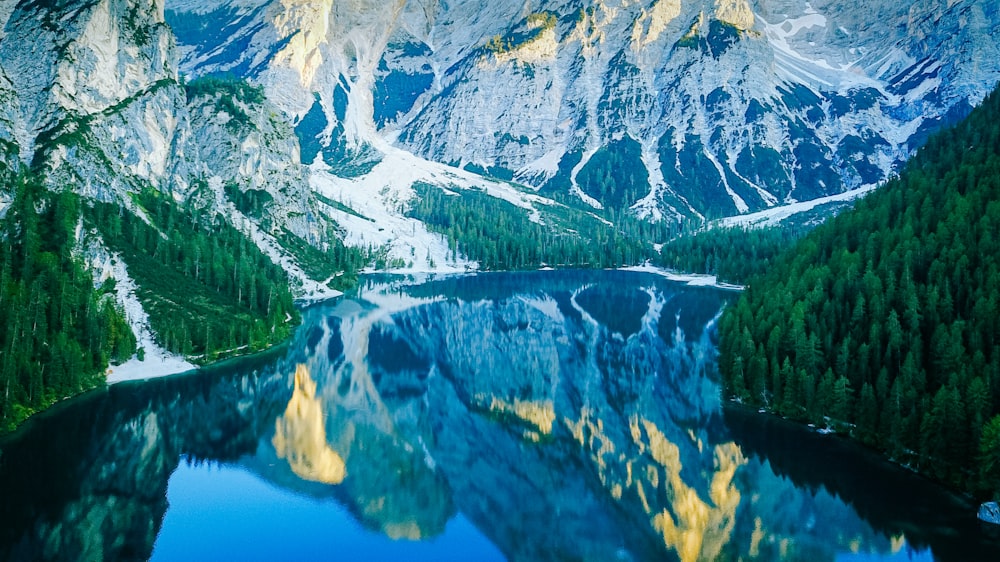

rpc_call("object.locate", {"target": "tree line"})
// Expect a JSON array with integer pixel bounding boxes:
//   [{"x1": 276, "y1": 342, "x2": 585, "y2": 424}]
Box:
[
  {"x1": 658, "y1": 225, "x2": 802, "y2": 284},
  {"x1": 718, "y1": 87, "x2": 1000, "y2": 495},
  {"x1": 405, "y1": 182, "x2": 664, "y2": 270},
  {"x1": 0, "y1": 176, "x2": 135, "y2": 431},
  {"x1": 86, "y1": 191, "x2": 299, "y2": 362}
]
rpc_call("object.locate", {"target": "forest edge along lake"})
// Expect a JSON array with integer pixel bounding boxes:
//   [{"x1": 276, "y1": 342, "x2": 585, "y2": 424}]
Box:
[{"x1": 0, "y1": 271, "x2": 997, "y2": 561}]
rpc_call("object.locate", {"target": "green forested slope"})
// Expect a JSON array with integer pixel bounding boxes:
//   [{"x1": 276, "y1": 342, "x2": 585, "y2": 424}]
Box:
[
  {"x1": 85, "y1": 191, "x2": 299, "y2": 362},
  {"x1": 658, "y1": 225, "x2": 802, "y2": 284},
  {"x1": 0, "y1": 178, "x2": 136, "y2": 431},
  {"x1": 719, "y1": 88, "x2": 1000, "y2": 494},
  {"x1": 406, "y1": 182, "x2": 666, "y2": 270}
]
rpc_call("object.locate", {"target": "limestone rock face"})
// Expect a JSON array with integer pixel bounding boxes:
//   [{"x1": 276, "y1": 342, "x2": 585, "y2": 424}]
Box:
[
  {"x1": 5, "y1": 0, "x2": 999, "y2": 246},
  {"x1": 180, "y1": 81, "x2": 323, "y2": 243},
  {"x1": 0, "y1": 0, "x2": 176, "y2": 163},
  {"x1": 163, "y1": 0, "x2": 1000, "y2": 220},
  {"x1": 0, "y1": 0, "x2": 340, "y2": 299}
]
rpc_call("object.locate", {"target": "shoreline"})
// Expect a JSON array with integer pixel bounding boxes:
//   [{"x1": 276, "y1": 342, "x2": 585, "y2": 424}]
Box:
[
  {"x1": 19, "y1": 265, "x2": 736, "y2": 431},
  {"x1": 102, "y1": 264, "x2": 736, "y2": 386},
  {"x1": 619, "y1": 263, "x2": 746, "y2": 291},
  {"x1": 722, "y1": 398, "x2": 994, "y2": 504}
]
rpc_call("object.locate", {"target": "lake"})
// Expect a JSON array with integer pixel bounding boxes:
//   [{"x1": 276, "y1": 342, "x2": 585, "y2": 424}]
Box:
[{"x1": 0, "y1": 270, "x2": 997, "y2": 561}]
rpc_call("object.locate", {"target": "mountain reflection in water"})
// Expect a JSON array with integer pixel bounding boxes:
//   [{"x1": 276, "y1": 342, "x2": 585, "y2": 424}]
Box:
[{"x1": 0, "y1": 271, "x2": 996, "y2": 561}]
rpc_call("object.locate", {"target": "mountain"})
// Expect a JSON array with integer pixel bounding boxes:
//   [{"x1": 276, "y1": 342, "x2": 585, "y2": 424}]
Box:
[
  {"x1": 0, "y1": 0, "x2": 650, "y2": 429},
  {"x1": 0, "y1": 0, "x2": 323, "y2": 428},
  {"x1": 1, "y1": 0, "x2": 999, "y2": 427},
  {"x1": 0, "y1": 0, "x2": 337, "y2": 285},
  {"x1": 164, "y1": 0, "x2": 1000, "y2": 219}
]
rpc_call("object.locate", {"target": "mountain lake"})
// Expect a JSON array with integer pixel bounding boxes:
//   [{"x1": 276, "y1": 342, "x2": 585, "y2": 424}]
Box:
[{"x1": 1, "y1": 270, "x2": 997, "y2": 561}]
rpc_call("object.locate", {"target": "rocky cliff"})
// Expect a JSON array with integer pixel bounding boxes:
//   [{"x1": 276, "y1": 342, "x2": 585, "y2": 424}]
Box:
[
  {"x1": 3, "y1": 0, "x2": 999, "y2": 369},
  {"x1": 0, "y1": 0, "x2": 340, "y2": 267},
  {"x1": 165, "y1": 0, "x2": 1000, "y2": 220},
  {"x1": 6, "y1": 0, "x2": 1000, "y2": 240},
  {"x1": 0, "y1": 0, "x2": 370, "y2": 362}
]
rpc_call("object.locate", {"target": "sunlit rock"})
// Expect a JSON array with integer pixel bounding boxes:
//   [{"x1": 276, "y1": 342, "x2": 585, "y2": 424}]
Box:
[
  {"x1": 714, "y1": 0, "x2": 754, "y2": 30},
  {"x1": 272, "y1": 364, "x2": 347, "y2": 485},
  {"x1": 482, "y1": 395, "x2": 556, "y2": 435}
]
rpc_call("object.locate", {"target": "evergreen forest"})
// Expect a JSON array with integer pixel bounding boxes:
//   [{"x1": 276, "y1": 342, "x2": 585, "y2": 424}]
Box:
[
  {"x1": 406, "y1": 182, "x2": 667, "y2": 270},
  {"x1": 0, "y1": 177, "x2": 136, "y2": 431},
  {"x1": 718, "y1": 87, "x2": 1000, "y2": 495},
  {"x1": 658, "y1": 225, "x2": 802, "y2": 284},
  {"x1": 85, "y1": 191, "x2": 300, "y2": 362}
]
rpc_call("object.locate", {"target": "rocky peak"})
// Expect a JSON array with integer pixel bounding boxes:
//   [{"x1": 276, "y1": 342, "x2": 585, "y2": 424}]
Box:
[
  {"x1": 164, "y1": 0, "x2": 1000, "y2": 221},
  {"x1": 0, "y1": 0, "x2": 177, "y2": 162},
  {"x1": 715, "y1": 0, "x2": 755, "y2": 30}
]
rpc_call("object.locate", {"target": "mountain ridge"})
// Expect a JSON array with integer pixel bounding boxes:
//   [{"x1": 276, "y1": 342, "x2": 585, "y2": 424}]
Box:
[
  {"x1": 165, "y1": 0, "x2": 1000, "y2": 219},
  {"x1": 1, "y1": 0, "x2": 999, "y2": 429}
]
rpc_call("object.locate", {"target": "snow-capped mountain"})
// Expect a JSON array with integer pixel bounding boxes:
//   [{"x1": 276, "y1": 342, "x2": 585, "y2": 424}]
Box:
[
  {"x1": 0, "y1": 0, "x2": 600, "y2": 274},
  {"x1": 164, "y1": 0, "x2": 1000, "y2": 220},
  {"x1": 2, "y1": 0, "x2": 999, "y2": 364},
  {"x1": 5, "y1": 0, "x2": 999, "y2": 245}
]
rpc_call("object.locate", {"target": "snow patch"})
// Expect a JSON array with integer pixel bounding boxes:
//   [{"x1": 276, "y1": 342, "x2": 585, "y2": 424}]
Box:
[
  {"x1": 719, "y1": 184, "x2": 876, "y2": 228},
  {"x1": 517, "y1": 295, "x2": 563, "y2": 322},
  {"x1": 229, "y1": 205, "x2": 345, "y2": 303},
  {"x1": 758, "y1": 11, "x2": 882, "y2": 92},
  {"x1": 632, "y1": 140, "x2": 668, "y2": 221},
  {"x1": 309, "y1": 145, "x2": 574, "y2": 273},
  {"x1": 702, "y1": 147, "x2": 749, "y2": 214},
  {"x1": 519, "y1": 146, "x2": 566, "y2": 183},
  {"x1": 620, "y1": 263, "x2": 745, "y2": 291},
  {"x1": 84, "y1": 240, "x2": 196, "y2": 384},
  {"x1": 568, "y1": 147, "x2": 604, "y2": 210}
]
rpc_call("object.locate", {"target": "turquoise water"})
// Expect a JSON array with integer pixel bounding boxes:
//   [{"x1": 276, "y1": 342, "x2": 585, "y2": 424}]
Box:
[{"x1": 0, "y1": 271, "x2": 996, "y2": 561}]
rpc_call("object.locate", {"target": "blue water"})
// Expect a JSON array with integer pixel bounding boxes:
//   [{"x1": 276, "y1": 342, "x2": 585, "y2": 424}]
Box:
[
  {"x1": 1, "y1": 271, "x2": 997, "y2": 561},
  {"x1": 152, "y1": 460, "x2": 504, "y2": 562}
]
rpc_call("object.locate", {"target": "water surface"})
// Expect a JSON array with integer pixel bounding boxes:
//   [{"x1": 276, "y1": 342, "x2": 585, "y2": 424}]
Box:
[{"x1": 0, "y1": 271, "x2": 996, "y2": 561}]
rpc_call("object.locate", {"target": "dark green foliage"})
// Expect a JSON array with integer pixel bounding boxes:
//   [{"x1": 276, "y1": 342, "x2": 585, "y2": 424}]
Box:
[
  {"x1": 272, "y1": 228, "x2": 367, "y2": 292},
  {"x1": 33, "y1": 78, "x2": 175, "y2": 168},
  {"x1": 185, "y1": 75, "x2": 265, "y2": 132},
  {"x1": 313, "y1": 192, "x2": 375, "y2": 223},
  {"x1": 123, "y1": 0, "x2": 153, "y2": 46},
  {"x1": 576, "y1": 136, "x2": 649, "y2": 213},
  {"x1": 0, "y1": 177, "x2": 135, "y2": 432},
  {"x1": 658, "y1": 225, "x2": 804, "y2": 284},
  {"x1": 980, "y1": 416, "x2": 1000, "y2": 497},
  {"x1": 184, "y1": 74, "x2": 265, "y2": 106},
  {"x1": 735, "y1": 145, "x2": 792, "y2": 201},
  {"x1": 223, "y1": 182, "x2": 273, "y2": 221},
  {"x1": 463, "y1": 161, "x2": 516, "y2": 182},
  {"x1": 85, "y1": 191, "x2": 298, "y2": 363},
  {"x1": 539, "y1": 150, "x2": 583, "y2": 195},
  {"x1": 718, "y1": 86, "x2": 1000, "y2": 494},
  {"x1": 405, "y1": 183, "x2": 661, "y2": 270},
  {"x1": 658, "y1": 131, "x2": 734, "y2": 218}
]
